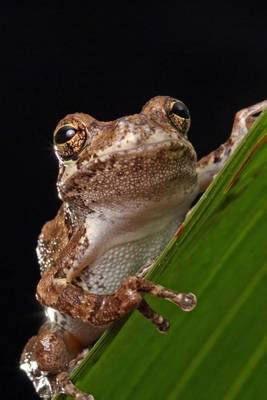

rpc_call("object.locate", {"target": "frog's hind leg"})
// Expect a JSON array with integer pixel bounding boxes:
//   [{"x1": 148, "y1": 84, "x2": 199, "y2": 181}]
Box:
[
  {"x1": 197, "y1": 99, "x2": 267, "y2": 192},
  {"x1": 56, "y1": 371, "x2": 94, "y2": 400},
  {"x1": 20, "y1": 322, "x2": 94, "y2": 400}
]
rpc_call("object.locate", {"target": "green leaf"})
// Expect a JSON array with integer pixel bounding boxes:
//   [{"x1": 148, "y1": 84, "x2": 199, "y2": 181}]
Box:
[{"x1": 59, "y1": 112, "x2": 267, "y2": 400}]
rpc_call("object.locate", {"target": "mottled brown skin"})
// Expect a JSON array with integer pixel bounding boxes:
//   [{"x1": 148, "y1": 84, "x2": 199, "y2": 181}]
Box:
[{"x1": 20, "y1": 96, "x2": 267, "y2": 400}]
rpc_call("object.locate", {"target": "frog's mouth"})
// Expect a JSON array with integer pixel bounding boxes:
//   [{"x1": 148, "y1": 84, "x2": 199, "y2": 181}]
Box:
[
  {"x1": 58, "y1": 138, "x2": 196, "y2": 190},
  {"x1": 95, "y1": 139, "x2": 188, "y2": 160},
  {"x1": 76, "y1": 137, "x2": 196, "y2": 168}
]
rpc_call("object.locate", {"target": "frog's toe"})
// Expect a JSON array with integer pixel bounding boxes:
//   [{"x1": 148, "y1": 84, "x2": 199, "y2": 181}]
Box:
[{"x1": 56, "y1": 371, "x2": 95, "y2": 400}]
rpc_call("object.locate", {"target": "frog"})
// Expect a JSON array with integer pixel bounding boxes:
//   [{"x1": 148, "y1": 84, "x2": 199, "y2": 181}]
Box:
[{"x1": 20, "y1": 96, "x2": 267, "y2": 400}]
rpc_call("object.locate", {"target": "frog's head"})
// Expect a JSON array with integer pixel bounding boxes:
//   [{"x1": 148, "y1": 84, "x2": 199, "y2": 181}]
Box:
[{"x1": 53, "y1": 96, "x2": 197, "y2": 209}]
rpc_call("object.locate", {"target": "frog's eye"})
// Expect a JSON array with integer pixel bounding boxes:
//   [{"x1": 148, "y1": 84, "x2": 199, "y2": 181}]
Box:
[
  {"x1": 167, "y1": 99, "x2": 191, "y2": 136},
  {"x1": 54, "y1": 125, "x2": 87, "y2": 161},
  {"x1": 54, "y1": 126, "x2": 77, "y2": 144}
]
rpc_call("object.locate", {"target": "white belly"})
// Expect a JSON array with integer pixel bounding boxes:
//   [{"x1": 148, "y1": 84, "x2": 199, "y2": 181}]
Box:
[{"x1": 80, "y1": 217, "x2": 181, "y2": 294}]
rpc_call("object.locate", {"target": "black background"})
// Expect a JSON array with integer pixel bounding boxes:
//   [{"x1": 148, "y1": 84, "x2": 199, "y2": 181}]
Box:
[{"x1": 1, "y1": 2, "x2": 267, "y2": 399}]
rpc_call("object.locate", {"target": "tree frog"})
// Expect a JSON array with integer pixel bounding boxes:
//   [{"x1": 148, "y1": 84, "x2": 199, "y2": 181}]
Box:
[{"x1": 20, "y1": 96, "x2": 267, "y2": 399}]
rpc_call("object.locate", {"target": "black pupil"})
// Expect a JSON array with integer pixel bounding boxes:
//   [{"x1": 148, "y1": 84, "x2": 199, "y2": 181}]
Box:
[
  {"x1": 171, "y1": 101, "x2": 190, "y2": 119},
  {"x1": 55, "y1": 126, "x2": 76, "y2": 144}
]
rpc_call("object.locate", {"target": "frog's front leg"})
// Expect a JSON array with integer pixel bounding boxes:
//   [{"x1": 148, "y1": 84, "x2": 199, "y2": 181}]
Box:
[
  {"x1": 197, "y1": 100, "x2": 267, "y2": 191},
  {"x1": 20, "y1": 322, "x2": 94, "y2": 400},
  {"x1": 37, "y1": 270, "x2": 196, "y2": 330}
]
